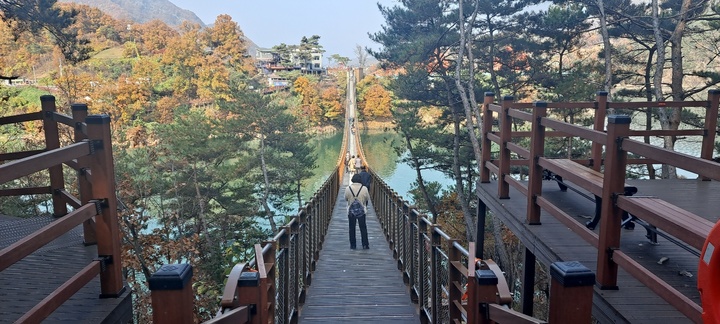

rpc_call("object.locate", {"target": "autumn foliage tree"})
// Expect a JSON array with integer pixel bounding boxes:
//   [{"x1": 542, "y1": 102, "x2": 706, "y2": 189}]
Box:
[{"x1": 293, "y1": 75, "x2": 323, "y2": 125}]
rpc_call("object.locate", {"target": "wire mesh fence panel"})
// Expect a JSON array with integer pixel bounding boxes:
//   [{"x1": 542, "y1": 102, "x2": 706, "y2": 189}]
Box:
[
  {"x1": 422, "y1": 234, "x2": 432, "y2": 315},
  {"x1": 276, "y1": 249, "x2": 287, "y2": 324},
  {"x1": 299, "y1": 226, "x2": 307, "y2": 290},
  {"x1": 435, "y1": 247, "x2": 450, "y2": 323},
  {"x1": 288, "y1": 234, "x2": 297, "y2": 321},
  {"x1": 412, "y1": 223, "x2": 420, "y2": 298}
]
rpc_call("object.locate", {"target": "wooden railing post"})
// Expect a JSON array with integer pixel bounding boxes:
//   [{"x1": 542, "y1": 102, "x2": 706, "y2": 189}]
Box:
[
  {"x1": 85, "y1": 114, "x2": 125, "y2": 297},
  {"x1": 498, "y1": 96, "x2": 514, "y2": 198},
  {"x1": 475, "y1": 198, "x2": 486, "y2": 259},
  {"x1": 592, "y1": 91, "x2": 608, "y2": 171},
  {"x1": 701, "y1": 89, "x2": 720, "y2": 181},
  {"x1": 71, "y1": 103, "x2": 97, "y2": 245},
  {"x1": 40, "y1": 95, "x2": 67, "y2": 217},
  {"x1": 149, "y1": 264, "x2": 194, "y2": 324},
  {"x1": 473, "y1": 266, "x2": 499, "y2": 324},
  {"x1": 549, "y1": 261, "x2": 595, "y2": 324},
  {"x1": 447, "y1": 239, "x2": 462, "y2": 322},
  {"x1": 521, "y1": 248, "x2": 537, "y2": 316},
  {"x1": 597, "y1": 115, "x2": 630, "y2": 289},
  {"x1": 527, "y1": 101, "x2": 547, "y2": 225},
  {"x1": 481, "y1": 92, "x2": 495, "y2": 183},
  {"x1": 263, "y1": 241, "x2": 278, "y2": 322}
]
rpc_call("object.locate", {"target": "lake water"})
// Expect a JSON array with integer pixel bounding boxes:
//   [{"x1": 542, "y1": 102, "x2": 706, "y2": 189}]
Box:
[
  {"x1": 302, "y1": 121, "x2": 709, "y2": 207},
  {"x1": 301, "y1": 129, "x2": 453, "y2": 206}
]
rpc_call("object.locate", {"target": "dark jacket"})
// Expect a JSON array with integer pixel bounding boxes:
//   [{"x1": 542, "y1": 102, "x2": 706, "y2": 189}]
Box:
[{"x1": 358, "y1": 171, "x2": 372, "y2": 189}]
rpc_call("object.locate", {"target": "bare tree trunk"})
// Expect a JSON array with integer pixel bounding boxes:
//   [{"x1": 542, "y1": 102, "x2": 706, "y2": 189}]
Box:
[
  {"x1": 455, "y1": 0, "x2": 511, "y2": 273},
  {"x1": 451, "y1": 105, "x2": 475, "y2": 240},
  {"x1": 193, "y1": 163, "x2": 215, "y2": 256},
  {"x1": 596, "y1": 0, "x2": 613, "y2": 95},
  {"x1": 644, "y1": 46, "x2": 657, "y2": 179},
  {"x1": 259, "y1": 136, "x2": 278, "y2": 232},
  {"x1": 403, "y1": 133, "x2": 439, "y2": 220}
]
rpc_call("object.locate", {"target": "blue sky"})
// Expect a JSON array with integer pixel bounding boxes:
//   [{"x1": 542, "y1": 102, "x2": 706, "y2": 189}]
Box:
[{"x1": 169, "y1": 1, "x2": 398, "y2": 64}]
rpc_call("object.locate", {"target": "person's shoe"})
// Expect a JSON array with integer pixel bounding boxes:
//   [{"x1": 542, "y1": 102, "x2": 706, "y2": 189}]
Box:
[
  {"x1": 362, "y1": 245, "x2": 369, "y2": 249},
  {"x1": 350, "y1": 245, "x2": 356, "y2": 249}
]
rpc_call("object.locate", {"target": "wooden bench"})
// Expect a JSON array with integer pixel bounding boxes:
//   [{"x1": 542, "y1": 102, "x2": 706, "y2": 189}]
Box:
[
  {"x1": 616, "y1": 196, "x2": 713, "y2": 253},
  {"x1": 539, "y1": 159, "x2": 637, "y2": 231},
  {"x1": 540, "y1": 158, "x2": 712, "y2": 255}
]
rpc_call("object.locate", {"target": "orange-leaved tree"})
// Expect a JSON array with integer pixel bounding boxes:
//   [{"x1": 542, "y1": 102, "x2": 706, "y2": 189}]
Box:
[{"x1": 293, "y1": 75, "x2": 322, "y2": 125}]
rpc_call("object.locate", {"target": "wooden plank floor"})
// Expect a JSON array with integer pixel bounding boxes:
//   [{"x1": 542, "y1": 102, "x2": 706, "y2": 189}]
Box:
[
  {"x1": 299, "y1": 172, "x2": 420, "y2": 324},
  {"x1": 477, "y1": 179, "x2": 720, "y2": 324},
  {"x1": 0, "y1": 215, "x2": 132, "y2": 323}
]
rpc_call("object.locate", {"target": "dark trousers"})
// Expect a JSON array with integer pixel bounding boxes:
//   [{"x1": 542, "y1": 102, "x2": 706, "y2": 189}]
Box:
[{"x1": 349, "y1": 215, "x2": 369, "y2": 248}]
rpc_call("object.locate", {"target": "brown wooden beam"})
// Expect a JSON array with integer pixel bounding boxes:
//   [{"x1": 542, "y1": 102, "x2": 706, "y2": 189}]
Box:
[
  {"x1": 608, "y1": 101, "x2": 708, "y2": 109},
  {"x1": 0, "y1": 142, "x2": 91, "y2": 184},
  {"x1": 541, "y1": 117, "x2": 607, "y2": 145},
  {"x1": 622, "y1": 139, "x2": 720, "y2": 181},
  {"x1": 612, "y1": 251, "x2": 702, "y2": 323},
  {"x1": 0, "y1": 149, "x2": 45, "y2": 162},
  {"x1": 0, "y1": 111, "x2": 42, "y2": 124},
  {"x1": 0, "y1": 186, "x2": 51, "y2": 196},
  {"x1": 0, "y1": 203, "x2": 97, "y2": 271},
  {"x1": 627, "y1": 129, "x2": 704, "y2": 137},
  {"x1": 15, "y1": 260, "x2": 101, "y2": 324}
]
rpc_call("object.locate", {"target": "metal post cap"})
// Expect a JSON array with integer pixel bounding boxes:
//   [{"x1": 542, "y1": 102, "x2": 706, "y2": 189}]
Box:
[{"x1": 149, "y1": 264, "x2": 193, "y2": 290}]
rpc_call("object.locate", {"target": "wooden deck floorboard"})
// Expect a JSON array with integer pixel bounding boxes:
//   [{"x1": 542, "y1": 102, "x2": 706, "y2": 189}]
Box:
[
  {"x1": 0, "y1": 215, "x2": 132, "y2": 323},
  {"x1": 478, "y1": 179, "x2": 719, "y2": 324},
  {"x1": 299, "y1": 172, "x2": 420, "y2": 324}
]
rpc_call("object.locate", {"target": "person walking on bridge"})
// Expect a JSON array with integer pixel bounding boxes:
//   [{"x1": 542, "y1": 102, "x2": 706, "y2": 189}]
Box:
[
  {"x1": 348, "y1": 155, "x2": 356, "y2": 175},
  {"x1": 358, "y1": 165, "x2": 371, "y2": 190},
  {"x1": 345, "y1": 152, "x2": 351, "y2": 173},
  {"x1": 354, "y1": 156, "x2": 363, "y2": 174},
  {"x1": 345, "y1": 174, "x2": 370, "y2": 249}
]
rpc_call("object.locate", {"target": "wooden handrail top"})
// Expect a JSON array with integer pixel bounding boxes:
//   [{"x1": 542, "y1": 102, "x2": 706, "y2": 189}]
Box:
[
  {"x1": 15, "y1": 260, "x2": 102, "y2": 323},
  {"x1": 0, "y1": 141, "x2": 92, "y2": 184},
  {"x1": 0, "y1": 149, "x2": 46, "y2": 162},
  {"x1": 0, "y1": 203, "x2": 98, "y2": 271},
  {"x1": 488, "y1": 304, "x2": 548, "y2": 324},
  {"x1": 622, "y1": 139, "x2": 720, "y2": 181},
  {"x1": 220, "y1": 262, "x2": 248, "y2": 308},
  {"x1": 0, "y1": 111, "x2": 43, "y2": 125},
  {"x1": 203, "y1": 306, "x2": 250, "y2": 324},
  {"x1": 474, "y1": 259, "x2": 512, "y2": 305},
  {"x1": 254, "y1": 244, "x2": 267, "y2": 279},
  {"x1": 616, "y1": 196, "x2": 713, "y2": 251},
  {"x1": 608, "y1": 100, "x2": 711, "y2": 109},
  {"x1": 541, "y1": 117, "x2": 607, "y2": 145}
]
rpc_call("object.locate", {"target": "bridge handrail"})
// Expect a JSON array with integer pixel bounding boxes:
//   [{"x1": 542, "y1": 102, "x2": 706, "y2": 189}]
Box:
[{"x1": 0, "y1": 97, "x2": 125, "y2": 322}]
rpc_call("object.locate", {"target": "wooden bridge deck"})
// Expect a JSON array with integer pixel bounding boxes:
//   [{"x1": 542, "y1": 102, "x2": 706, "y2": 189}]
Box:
[
  {"x1": 0, "y1": 214, "x2": 132, "y2": 323},
  {"x1": 298, "y1": 172, "x2": 419, "y2": 324},
  {"x1": 478, "y1": 179, "x2": 719, "y2": 324}
]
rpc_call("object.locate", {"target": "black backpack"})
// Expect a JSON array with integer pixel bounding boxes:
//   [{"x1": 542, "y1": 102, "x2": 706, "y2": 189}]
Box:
[{"x1": 348, "y1": 186, "x2": 365, "y2": 218}]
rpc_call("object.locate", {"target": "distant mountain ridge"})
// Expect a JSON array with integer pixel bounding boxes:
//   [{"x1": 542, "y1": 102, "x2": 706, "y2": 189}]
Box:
[
  {"x1": 58, "y1": 0, "x2": 205, "y2": 27},
  {"x1": 58, "y1": 0, "x2": 260, "y2": 56}
]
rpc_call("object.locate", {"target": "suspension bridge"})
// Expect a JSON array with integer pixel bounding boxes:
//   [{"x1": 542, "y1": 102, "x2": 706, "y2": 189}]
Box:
[{"x1": 2, "y1": 72, "x2": 720, "y2": 323}]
